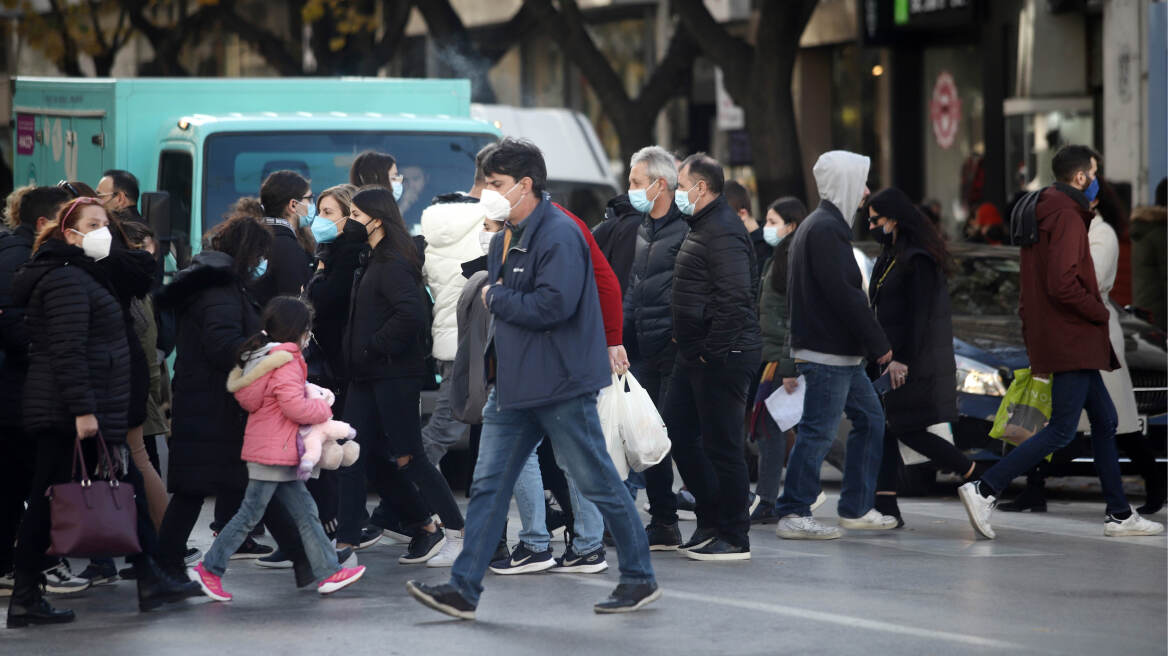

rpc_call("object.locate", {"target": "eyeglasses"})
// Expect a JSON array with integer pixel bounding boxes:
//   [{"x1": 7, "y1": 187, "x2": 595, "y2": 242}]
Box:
[{"x1": 300, "y1": 193, "x2": 315, "y2": 203}]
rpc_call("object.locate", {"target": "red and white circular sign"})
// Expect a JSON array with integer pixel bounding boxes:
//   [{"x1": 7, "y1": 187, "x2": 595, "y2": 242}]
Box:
[{"x1": 930, "y1": 71, "x2": 962, "y2": 150}]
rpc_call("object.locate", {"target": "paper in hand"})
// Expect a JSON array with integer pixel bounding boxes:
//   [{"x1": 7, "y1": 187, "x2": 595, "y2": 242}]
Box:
[{"x1": 764, "y1": 375, "x2": 806, "y2": 432}]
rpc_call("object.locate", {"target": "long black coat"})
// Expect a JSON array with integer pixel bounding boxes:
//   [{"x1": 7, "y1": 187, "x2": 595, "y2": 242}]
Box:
[
  {"x1": 306, "y1": 227, "x2": 366, "y2": 389},
  {"x1": 869, "y1": 244, "x2": 957, "y2": 432},
  {"x1": 0, "y1": 226, "x2": 35, "y2": 428},
  {"x1": 622, "y1": 202, "x2": 687, "y2": 360},
  {"x1": 671, "y1": 195, "x2": 762, "y2": 365},
  {"x1": 158, "y1": 250, "x2": 259, "y2": 495},
  {"x1": 14, "y1": 239, "x2": 131, "y2": 443},
  {"x1": 342, "y1": 241, "x2": 428, "y2": 382},
  {"x1": 100, "y1": 237, "x2": 156, "y2": 428}
]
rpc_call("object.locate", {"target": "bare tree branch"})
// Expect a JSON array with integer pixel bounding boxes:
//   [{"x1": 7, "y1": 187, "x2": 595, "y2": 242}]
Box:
[
  {"x1": 214, "y1": 0, "x2": 303, "y2": 75},
  {"x1": 673, "y1": 0, "x2": 752, "y2": 96}
]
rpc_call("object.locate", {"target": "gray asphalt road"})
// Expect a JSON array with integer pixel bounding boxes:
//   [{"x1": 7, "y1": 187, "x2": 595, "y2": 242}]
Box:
[{"x1": 5, "y1": 486, "x2": 1165, "y2": 656}]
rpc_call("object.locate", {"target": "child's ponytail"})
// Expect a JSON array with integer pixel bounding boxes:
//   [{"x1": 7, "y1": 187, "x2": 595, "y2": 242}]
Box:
[{"x1": 236, "y1": 296, "x2": 315, "y2": 369}]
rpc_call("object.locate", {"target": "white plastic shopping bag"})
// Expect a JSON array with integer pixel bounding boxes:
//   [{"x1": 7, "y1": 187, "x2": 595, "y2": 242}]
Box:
[
  {"x1": 613, "y1": 372, "x2": 671, "y2": 472},
  {"x1": 597, "y1": 375, "x2": 630, "y2": 479}
]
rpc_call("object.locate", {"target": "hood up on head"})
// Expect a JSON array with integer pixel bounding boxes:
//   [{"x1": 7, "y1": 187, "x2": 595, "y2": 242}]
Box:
[{"x1": 813, "y1": 151, "x2": 871, "y2": 227}]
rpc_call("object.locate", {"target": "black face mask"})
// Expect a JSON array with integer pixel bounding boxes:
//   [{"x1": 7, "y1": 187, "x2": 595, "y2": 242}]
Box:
[
  {"x1": 343, "y1": 218, "x2": 369, "y2": 240},
  {"x1": 872, "y1": 227, "x2": 893, "y2": 245}
]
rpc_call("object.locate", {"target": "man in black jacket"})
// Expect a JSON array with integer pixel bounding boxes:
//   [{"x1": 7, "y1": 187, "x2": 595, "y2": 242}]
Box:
[
  {"x1": 97, "y1": 169, "x2": 142, "y2": 222},
  {"x1": 592, "y1": 194, "x2": 641, "y2": 293},
  {"x1": 0, "y1": 186, "x2": 70, "y2": 594},
  {"x1": 775, "y1": 150, "x2": 898, "y2": 541},
  {"x1": 725, "y1": 180, "x2": 771, "y2": 278},
  {"x1": 664, "y1": 153, "x2": 761, "y2": 561},
  {"x1": 621, "y1": 145, "x2": 688, "y2": 549}
]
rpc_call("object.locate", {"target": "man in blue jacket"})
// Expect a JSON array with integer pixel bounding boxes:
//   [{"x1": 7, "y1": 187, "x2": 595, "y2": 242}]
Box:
[{"x1": 406, "y1": 138, "x2": 659, "y2": 620}]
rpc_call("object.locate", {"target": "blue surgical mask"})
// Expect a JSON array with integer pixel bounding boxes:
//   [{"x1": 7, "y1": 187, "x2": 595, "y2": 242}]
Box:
[
  {"x1": 311, "y1": 216, "x2": 341, "y2": 244},
  {"x1": 254, "y1": 258, "x2": 268, "y2": 279},
  {"x1": 763, "y1": 226, "x2": 781, "y2": 246},
  {"x1": 392, "y1": 181, "x2": 404, "y2": 202},
  {"x1": 300, "y1": 200, "x2": 317, "y2": 225},
  {"x1": 629, "y1": 181, "x2": 659, "y2": 214},
  {"x1": 1084, "y1": 176, "x2": 1099, "y2": 202},
  {"x1": 675, "y1": 184, "x2": 698, "y2": 216}
]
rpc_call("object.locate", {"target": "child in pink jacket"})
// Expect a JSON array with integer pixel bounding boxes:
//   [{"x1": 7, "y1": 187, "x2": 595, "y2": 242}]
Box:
[{"x1": 189, "y1": 297, "x2": 365, "y2": 601}]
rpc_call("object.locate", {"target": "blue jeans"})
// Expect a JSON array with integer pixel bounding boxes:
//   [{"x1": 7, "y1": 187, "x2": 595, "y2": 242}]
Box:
[
  {"x1": 203, "y1": 478, "x2": 339, "y2": 582},
  {"x1": 450, "y1": 390, "x2": 654, "y2": 606},
  {"x1": 981, "y1": 370, "x2": 1129, "y2": 514},
  {"x1": 513, "y1": 446, "x2": 604, "y2": 554},
  {"x1": 776, "y1": 362, "x2": 884, "y2": 519}
]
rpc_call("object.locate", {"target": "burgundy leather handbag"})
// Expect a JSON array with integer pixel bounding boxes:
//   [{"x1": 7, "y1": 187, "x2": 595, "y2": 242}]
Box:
[{"x1": 46, "y1": 434, "x2": 142, "y2": 558}]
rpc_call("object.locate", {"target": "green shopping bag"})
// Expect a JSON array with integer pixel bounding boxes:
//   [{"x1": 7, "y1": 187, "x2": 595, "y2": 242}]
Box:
[{"x1": 989, "y1": 369, "x2": 1053, "y2": 446}]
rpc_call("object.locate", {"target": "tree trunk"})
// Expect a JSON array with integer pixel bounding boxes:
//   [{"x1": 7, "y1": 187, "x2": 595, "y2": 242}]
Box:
[{"x1": 747, "y1": 68, "x2": 805, "y2": 207}]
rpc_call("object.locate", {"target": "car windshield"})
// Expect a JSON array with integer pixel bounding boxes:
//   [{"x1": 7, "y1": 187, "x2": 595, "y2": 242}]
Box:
[
  {"x1": 949, "y1": 254, "x2": 1021, "y2": 316},
  {"x1": 203, "y1": 131, "x2": 497, "y2": 235}
]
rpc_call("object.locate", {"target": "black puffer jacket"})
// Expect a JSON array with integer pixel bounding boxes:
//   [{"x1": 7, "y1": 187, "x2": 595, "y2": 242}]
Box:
[
  {"x1": 671, "y1": 196, "x2": 762, "y2": 365},
  {"x1": 251, "y1": 218, "x2": 312, "y2": 307},
  {"x1": 101, "y1": 236, "x2": 156, "y2": 428},
  {"x1": 622, "y1": 202, "x2": 688, "y2": 360},
  {"x1": 14, "y1": 239, "x2": 131, "y2": 442},
  {"x1": 592, "y1": 195, "x2": 642, "y2": 293},
  {"x1": 0, "y1": 226, "x2": 35, "y2": 427},
  {"x1": 869, "y1": 245, "x2": 957, "y2": 431},
  {"x1": 306, "y1": 225, "x2": 367, "y2": 389},
  {"x1": 158, "y1": 250, "x2": 259, "y2": 495},
  {"x1": 343, "y1": 240, "x2": 428, "y2": 381}
]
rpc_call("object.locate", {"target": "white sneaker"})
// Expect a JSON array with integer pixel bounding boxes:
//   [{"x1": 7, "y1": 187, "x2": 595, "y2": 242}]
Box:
[
  {"x1": 0, "y1": 571, "x2": 13, "y2": 597},
  {"x1": 810, "y1": 491, "x2": 827, "y2": 513},
  {"x1": 425, "y1": 530, "x2": 464, "y2": 567},
  {"x1": 958, "y1": 481, "x2": 996, "y2": 539},
  {"x1": 776, "y1": 515, "x2": 842, "y2": 540},
  {"x1": 838, "y1": 509, "x2": 898, "y2": 530},
  {"x1": 43, "y1": 560, "x2": 91, "y2": 594},
  {"x1": 1104, "y1": 510, "x2": 1166, "y2": 537}
]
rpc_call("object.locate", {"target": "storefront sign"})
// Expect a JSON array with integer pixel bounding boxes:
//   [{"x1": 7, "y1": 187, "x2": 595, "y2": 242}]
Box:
[
  {"x1": 862, "y1": 0, "x2": 977, "y2": 44},
  {"x1": 16, "y1": 114, "x2": 35, "y2": 156},
  {"x1": 930, "y1": 71, "x2": 961, "y2": 149}
]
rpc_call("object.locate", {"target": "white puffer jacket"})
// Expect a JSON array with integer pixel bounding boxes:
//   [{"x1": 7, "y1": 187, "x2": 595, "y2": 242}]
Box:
[{"x1": 421, "y1": 194, "x2": 488, "y2": 362}]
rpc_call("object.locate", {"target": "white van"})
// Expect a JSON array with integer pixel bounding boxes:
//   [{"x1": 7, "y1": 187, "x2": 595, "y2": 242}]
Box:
[{"x1": 470, "y1": 104, "x2": 619, "y2": 225}]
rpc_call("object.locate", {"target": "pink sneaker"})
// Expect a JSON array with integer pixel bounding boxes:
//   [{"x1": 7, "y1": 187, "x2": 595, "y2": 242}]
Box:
[
  {"x1": 188, "y1": 563, "x2": 232, "y2": 602},
  {"x1": 318, "y1": 566, "x2": 366, "y2": 595}
]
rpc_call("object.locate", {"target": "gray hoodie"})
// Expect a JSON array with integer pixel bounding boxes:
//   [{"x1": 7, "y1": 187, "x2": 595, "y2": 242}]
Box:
[{"x1": 814, "y1": 150, "x2": 870, "y2": 228}]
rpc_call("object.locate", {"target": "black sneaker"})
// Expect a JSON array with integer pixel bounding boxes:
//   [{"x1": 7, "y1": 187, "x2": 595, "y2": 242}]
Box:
[
  {"x1": 256, "y1": 549, "x2": 293, "y2": 569},
  {"x1": 488, "y1": 543, "x2": 554, "y2": 575},
  {"x1": 550, "y1": 546, "x2": 607, "y2": 574},
  {"x1": 646, "y1": 519, "x2": 682, "y2": 551},
  {"x1": 399, "y1": 528, "x2": 446, "y2": 564},
  {"x1": 75, "y1": 560, "x2": 116, "y2": 587},
  {"x1": 747, "y1": 492, "x2": 761, "y2": 517},
  {"x1": 405, "y1": 580, "x2": 476, "y2": 620},
  {"x1": 545, "y1": 504, "x2": 567, "y2": 539},
  {"x1": 684, "y1": 538, "x2": 751, "y2": 561},
  {"x1": 998, "y1": 487, "x2": 1047, "y2": 513},
  {"x1": 230, "y1": 537, "x2": 274, "y2": 560},
  {"x1": 678, "y1": 527, "x2": 717, "y2": 552},
  {"x1": 184, "y1": 548, "x2": 203, "y2": 566},
  {"x1": 594, "y1": 582, "x2": 661, "y2": 614},
  {"x1": 491, "y1": 538, "x2": 510, "y2": 563},
  {"x1": 357, "y1": 525, "x2": 383, "y2": 550},
  {"x1": 750, "y1": 500, "x2": 781, "y2": 525}
]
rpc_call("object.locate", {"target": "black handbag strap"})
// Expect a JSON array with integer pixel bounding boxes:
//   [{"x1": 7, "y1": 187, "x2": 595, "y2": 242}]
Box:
[{"x1": 70, "y1": 431, "x2": 120, "y2": 488}]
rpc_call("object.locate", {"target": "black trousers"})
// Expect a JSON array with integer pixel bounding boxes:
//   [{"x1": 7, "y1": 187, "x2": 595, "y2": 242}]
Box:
[
  {"x1": 662, "y1": 350, "x2": 760, "y2": 547},
  {"x1": 338, "y1": 377, "x2": 464, "y2": 544},
  {"x1": 630, "y1": 346, "x2": 679, "y2": 523},
  {"x1": 13, "y1": 431, "x2": 158, "y2": 584},
  {"x1": 877, "y1": 427, "x2": 973, "y2": 493},
  {"x1": 0, "y1": 428, "x2": 37, "y2": 574},
  {"x1": 306, "y1": 469, "x2": 340, "y2": 538},
  {"x1": 157, "y1": 489, "x2": 309, "y2": 576}
]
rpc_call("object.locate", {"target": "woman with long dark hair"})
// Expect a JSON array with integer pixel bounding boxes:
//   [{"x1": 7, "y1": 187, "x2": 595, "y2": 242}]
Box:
[
  {"x1": 865, "y1": 187, "x2": 978, "y2": 527},
  {"x1": 7, "y1": 198, "x2": 199, "y2": 627},
  {"x1": 350, "y1": 151, "x2": 403, "y2": 202},
  {"x1": 749, "y1": 197, "x2": 807, "y2": 524},
  {"x1": 156, "y1": 213, "x2": 320, "y2": 584},
  {"x1": 337, "y1": 186, "x2": 465, "y2": 564}
]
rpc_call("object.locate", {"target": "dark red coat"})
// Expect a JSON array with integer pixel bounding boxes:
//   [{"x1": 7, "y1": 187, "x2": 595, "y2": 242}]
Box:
[{"x1": 1020, "y1": 184, "x2": 1118, "y2": 374}]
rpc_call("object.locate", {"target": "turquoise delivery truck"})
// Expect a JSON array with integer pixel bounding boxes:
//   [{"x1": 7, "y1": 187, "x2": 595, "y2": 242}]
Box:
[{"x1": 11, "y1": 77, "x2": 499, "y2": 264}]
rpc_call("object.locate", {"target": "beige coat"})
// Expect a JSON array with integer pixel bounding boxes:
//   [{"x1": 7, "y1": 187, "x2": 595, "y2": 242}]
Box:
[{"x1": 1082, "y1": 217, "x2": 1140, "y2": 434}]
